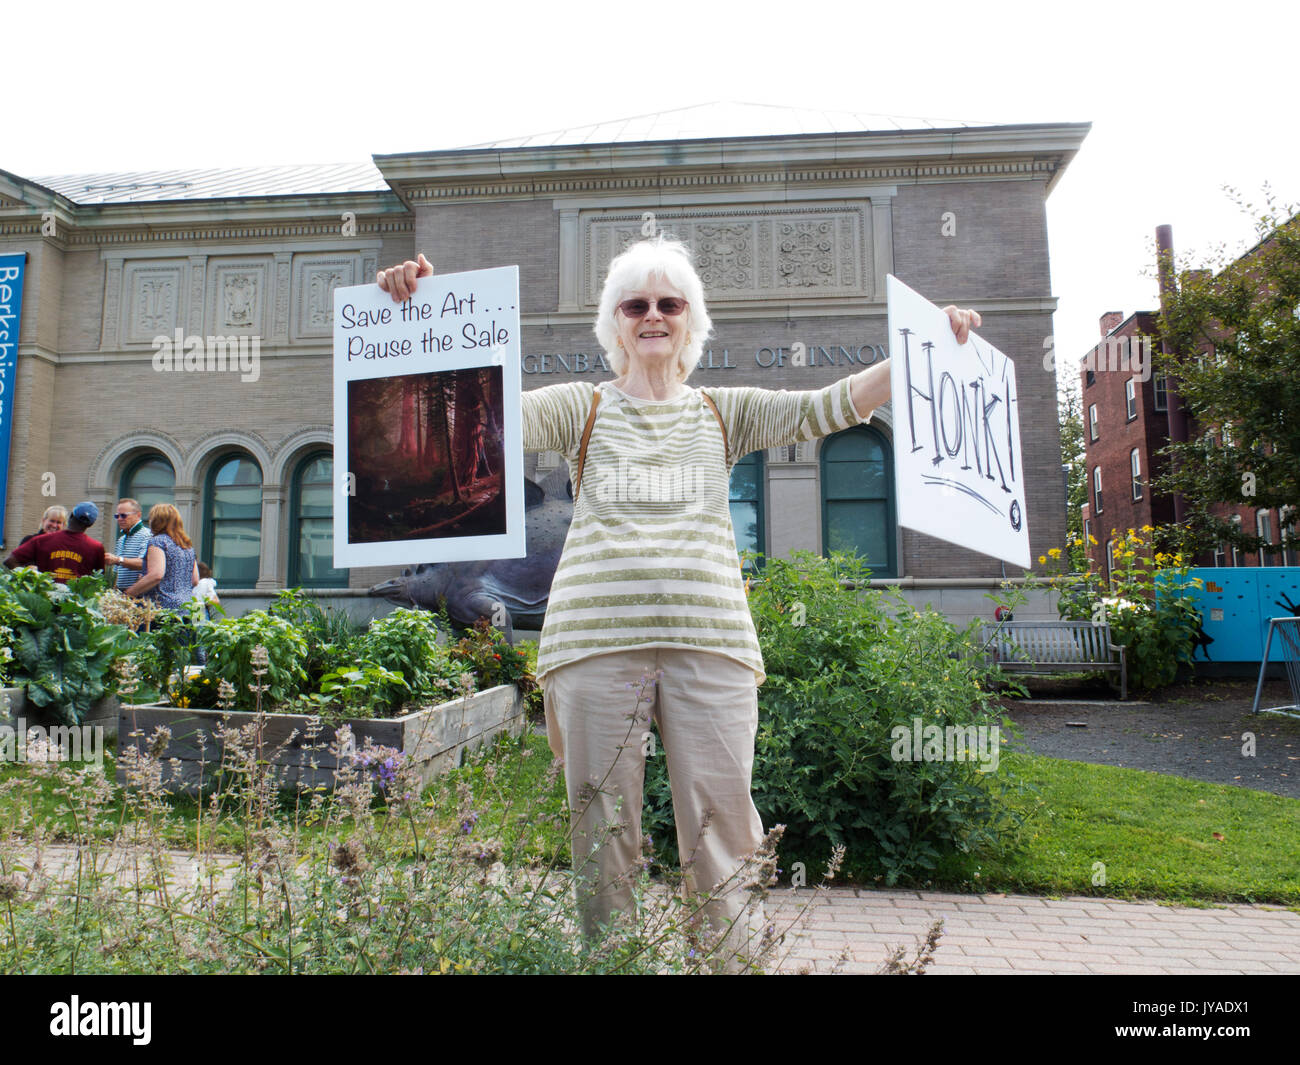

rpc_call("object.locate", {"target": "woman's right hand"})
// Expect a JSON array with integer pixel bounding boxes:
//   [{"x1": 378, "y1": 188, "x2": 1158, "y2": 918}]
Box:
[{"x1": 376, "y1": 253, "x2": 434, "y2": 302}]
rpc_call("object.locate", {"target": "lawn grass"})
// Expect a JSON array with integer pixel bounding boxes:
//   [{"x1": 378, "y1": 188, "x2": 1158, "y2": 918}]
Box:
[
  {"x1": 5, "y1": 732, "x2": 1297, "y2": 907},
  {"x1": 931, "y1": 751, "x2": 1300, "y2": 906}
]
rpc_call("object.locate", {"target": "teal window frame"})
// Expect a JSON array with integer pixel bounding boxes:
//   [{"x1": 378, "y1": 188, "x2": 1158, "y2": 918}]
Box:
[
  {"x1": 203, "y1": 452, "x2": 263, "y2": 589},
  {"x1": 117, "y1": 453, "x2": 176, "y2": 515},
  {"x1": 820, "y1": 425, "x2": 897, "y2": 577},
  {"x1": 288, "y1": 450, "x2": 348, "y2": 588},
  {"x1": 728, "y1": 449, "x2": 766, "y2": 568}
]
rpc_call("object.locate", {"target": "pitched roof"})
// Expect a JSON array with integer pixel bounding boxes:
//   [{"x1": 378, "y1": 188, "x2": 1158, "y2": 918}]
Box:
[
  {"x1": 28, "y1": 162, "x2": 388, "y2": 204},
  {"x1": 27, "y1": 102, "x2": 999, "y2": 205},
  {"x1": 460, "y1": 100, "x2": 994, "y2": 149}
]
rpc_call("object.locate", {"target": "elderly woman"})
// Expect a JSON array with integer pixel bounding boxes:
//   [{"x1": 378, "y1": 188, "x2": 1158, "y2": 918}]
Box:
[
  {"x1": 123, "y1": 503, "x2": 199, "y2": 609},
  {"x1": 379, "y1": 240, "x2": 978, "y2": 954},
  {"x1": 19, "y1": 505, "x2": 67, "y2": 545}
]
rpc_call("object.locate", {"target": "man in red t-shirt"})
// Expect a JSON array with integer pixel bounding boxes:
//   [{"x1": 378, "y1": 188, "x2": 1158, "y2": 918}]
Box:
[{"x1": 4, "y1": 501, "x2": 106, "y2": 583}]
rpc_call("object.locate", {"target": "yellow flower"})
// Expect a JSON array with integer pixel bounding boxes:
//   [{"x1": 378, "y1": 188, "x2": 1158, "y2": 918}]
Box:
[
  {"x1": 1088, "y1": 535, "x2": 1098, "y2": 546},
  {"x1": 1047, "y1": 547, "x2": 1062, "y2": 559},
  {"x1": 1038, "y1": 555, "x2": 1047, "y2": 565}
]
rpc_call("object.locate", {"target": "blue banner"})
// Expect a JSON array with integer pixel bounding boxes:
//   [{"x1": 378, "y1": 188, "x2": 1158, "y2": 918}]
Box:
[{"x1": 0, "y1": 253, "x2": 26, "y2": 546}]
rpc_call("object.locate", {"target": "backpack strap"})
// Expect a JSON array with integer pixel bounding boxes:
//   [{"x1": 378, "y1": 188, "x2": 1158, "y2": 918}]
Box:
[
  {"x1": 700, "y1": 390, "x2": 729, "y2": 462},
  {"x1": 572, "y1": 389, "x2": 601, "y2": 503},
  {"x1": 573, "y1": 387, "x2": 729, "y2": 503}
]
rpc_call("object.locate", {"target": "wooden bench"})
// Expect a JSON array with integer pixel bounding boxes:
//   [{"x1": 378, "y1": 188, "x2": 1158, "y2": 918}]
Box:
[{"x1": 976, "y1": 620, "x2": 1128, "y2": 700}]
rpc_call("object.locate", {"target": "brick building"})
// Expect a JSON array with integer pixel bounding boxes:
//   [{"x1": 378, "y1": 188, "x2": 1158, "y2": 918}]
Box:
[
  {"x1": 0, "y1": 104, "x2": 1087, "y2": 603},
  {"x1": 1079, "y1": 229, "x2": 1295, "y2": 577}
]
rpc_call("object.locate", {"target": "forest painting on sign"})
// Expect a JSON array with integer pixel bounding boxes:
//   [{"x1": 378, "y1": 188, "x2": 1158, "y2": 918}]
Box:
[
  {"x1": 332, "y1": 264, "x2": 525, "y2": 567},
  {"x1": 348, "y1": 367, "x2": 505, "y2": 544}
]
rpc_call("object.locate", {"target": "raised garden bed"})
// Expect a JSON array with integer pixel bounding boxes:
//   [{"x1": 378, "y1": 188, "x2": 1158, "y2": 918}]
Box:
[
  {"x1": 2, "y1": 687, "x2": 121, "y2": 737},
  {"x1": 116, "y1": 684, "x2": 526, "y2": 794}
]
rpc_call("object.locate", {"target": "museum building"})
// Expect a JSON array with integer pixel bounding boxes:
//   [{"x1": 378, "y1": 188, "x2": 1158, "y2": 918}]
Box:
[{"x1": 0, "y1": 104, "x2": 1087, "y2": 601}]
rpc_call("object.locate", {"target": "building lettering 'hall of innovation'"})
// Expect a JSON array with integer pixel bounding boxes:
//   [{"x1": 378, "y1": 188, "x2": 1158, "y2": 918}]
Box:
[{"x1": 0, "y1": 104, "x2": 1087, "y2": 595}]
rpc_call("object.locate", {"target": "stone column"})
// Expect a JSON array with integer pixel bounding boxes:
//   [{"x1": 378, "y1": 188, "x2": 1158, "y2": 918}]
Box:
[
  {"x1": 256, "y1": 482, "x2": 284, "y2": 589},
  {"x1": 172, "y1": 486, "x2": 200, "y2": 544}
]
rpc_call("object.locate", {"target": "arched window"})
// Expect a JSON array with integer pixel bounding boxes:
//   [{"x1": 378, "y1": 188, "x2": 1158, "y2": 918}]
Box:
[
  {"x1": 821, "y1": 426, "x2": 896, "y2": 577},
  {"x1": 728, "y1": 449, "x2": 765, "y2": 566},
  {"x1": 289, "y1": 451, "x2": 348, "y2": 587},
  {"x1": 118, "y1": 453, "x2": 175, "y2": 515},
  {"x1": 204, "y1": 453, "x2": 262, "y2": 588}
]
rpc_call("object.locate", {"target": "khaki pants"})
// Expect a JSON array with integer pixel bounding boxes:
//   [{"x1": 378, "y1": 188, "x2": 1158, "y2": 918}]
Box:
[{"x1": 543, "y1": 647, "x2": 767, "y2": 962}]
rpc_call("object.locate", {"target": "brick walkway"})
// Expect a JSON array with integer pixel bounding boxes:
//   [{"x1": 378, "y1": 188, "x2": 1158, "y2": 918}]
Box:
[
  {"x1": 15, "y1": 845, "x2": 1299, "y2": 974},
  {"x1": 766, "y1": 887, "x2": 1300, "y2": 974}
]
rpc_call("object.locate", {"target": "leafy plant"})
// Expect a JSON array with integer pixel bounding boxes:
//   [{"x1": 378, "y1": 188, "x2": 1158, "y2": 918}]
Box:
[
  {"x1": 644, "y1": 552, "x2": 1027, "y2": 885},
  {"x1": 0, "y1": 567, "x2": 132, "y2": 725},
  {"x1": 451, "y1": 617, "x2": 537, "y2": 695},
  {"x1": 353, "y1": 608, "x2": 467, "y2": 706},
  {"x1": 266, "y1": 589, "x2": 362, "y2": 688},
  {"x1": 1046, "y1": 526, "x2": 1202, "y2": 690},
  {"x1": 198, "y1": 610, "x2": 309, "y2": 711},
  {"x1": 316, "y1": 664, "x2": 412, "y2": 720}
]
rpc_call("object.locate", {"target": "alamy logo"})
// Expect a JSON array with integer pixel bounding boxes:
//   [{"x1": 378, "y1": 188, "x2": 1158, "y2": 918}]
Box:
[
  {"x1": 152, "y1": 328, "x2": 260, "y2": 382},
  {"x1": 0, "y1": 719, "x2": 104, "y2": 765},
  {"x1": 890, "y1": 716, "x2": 1001, "y2": 773},
  {"x1": 49, "y1": 997, "x2": 151, "y2": 1045},
  {"x1": 588, "y1": 458, "x2": 703, "y2": 504}
]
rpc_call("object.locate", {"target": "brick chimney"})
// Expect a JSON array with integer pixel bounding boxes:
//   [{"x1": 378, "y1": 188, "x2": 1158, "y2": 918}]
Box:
[{"x1": 1099, "y1": 311, "x2": 1123, "y2": 337}]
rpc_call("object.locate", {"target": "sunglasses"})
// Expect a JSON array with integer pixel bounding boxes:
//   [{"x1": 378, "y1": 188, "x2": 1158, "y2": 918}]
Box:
[{"x1": 617, "y1": 297, "x2": 688, "y2": 318}]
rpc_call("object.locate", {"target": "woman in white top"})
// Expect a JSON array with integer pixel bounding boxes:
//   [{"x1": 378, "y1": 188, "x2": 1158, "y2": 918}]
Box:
[{"x1": 378, "y1": 240, "x2": 979, "y2": 960}]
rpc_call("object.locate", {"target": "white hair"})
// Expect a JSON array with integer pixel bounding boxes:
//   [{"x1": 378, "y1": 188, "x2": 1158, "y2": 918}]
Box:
[{"x1": 593, "y1": 237, "x2": 714, "y2": 381}]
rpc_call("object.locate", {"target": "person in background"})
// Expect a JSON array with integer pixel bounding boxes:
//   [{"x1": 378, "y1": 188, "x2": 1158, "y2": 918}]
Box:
[
  {"x1": 191, "y1": 562, "x2": 220, "y2": 620},
  {"x1": 4, "y1": 501, "x2": 105, "y2": 583},
  {"x1": 18, "y1": 505, "x2": 67, "y2": 545},
  {"x1": 103, "y1": 498, "x2": 151, "y2": 592},
  {"x1": 123, "y1": 503, "x2": 199, "y2": 609}
]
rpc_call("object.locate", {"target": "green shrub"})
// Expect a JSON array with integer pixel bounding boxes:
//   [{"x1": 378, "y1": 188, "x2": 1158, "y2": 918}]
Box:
[
  {"x1": 1048, "y1": 527, "x2": 1201, "y2": 691},
  {"x1": 0, "y1": 568, "x2": 131, "y2": 724},
  {"x1": 353, "y1": 608, "x2": 467, "y2": 705},
  {"x1": 198, "y1": 611, "x2": 309, "y2": 711},
  {"x1": 644, "y1": 552, "x2": 1027, "y2": 885},
  {"x1": 266, "y1": 589, "x2": 362, "y2": 687}
]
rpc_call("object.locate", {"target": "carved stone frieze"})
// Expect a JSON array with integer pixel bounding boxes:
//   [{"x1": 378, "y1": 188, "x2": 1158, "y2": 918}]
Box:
[
  {"x1": 293, "y1": 255, "x2": 357, "y2": 340},
  {"x1": 581, "y1": 205, "x2": 871, "y2": 306},
  {"x1": 205, "y1": 259, "x2": 268, "y2": 336},
  {"x1": 122, "y1": 261, "x2": 186, "y2": 345},
  {"x1": 273, "y1": 254, "x2": 292, "y2": 341}
]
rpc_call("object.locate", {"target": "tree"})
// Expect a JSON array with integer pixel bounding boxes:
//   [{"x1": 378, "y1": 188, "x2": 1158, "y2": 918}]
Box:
[
  {"x1": 1155, "y1": 198, "x2": 1300, "y2": 557},
  {"x1": 1058, "y1": 382, "x2": 1088, "y2": 569}
]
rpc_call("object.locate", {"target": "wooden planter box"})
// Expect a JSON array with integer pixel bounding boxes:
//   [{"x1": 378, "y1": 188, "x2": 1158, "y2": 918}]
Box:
[
  {"x1": 2, "y1": 687, "x2": 121, "y2": 738},
  {"x1": 115, "y1": 684, "x2": 527, "y2": 795}
]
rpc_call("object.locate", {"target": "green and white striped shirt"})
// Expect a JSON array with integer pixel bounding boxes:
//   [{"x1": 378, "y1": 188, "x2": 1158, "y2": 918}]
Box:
[{"x1": 522, "y1": 377, "x2": 870, "y2": 684}]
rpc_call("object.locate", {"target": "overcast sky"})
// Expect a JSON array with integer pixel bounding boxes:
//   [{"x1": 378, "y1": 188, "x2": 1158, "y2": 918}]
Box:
[{"x1": 7, "y1": 0, "x2": 1295, "y2": 375}]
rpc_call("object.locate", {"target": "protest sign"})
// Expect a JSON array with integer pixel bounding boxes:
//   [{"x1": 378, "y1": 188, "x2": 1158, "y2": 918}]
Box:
[
  {"x1": 332, "y1": 265, "x2": 524, "y2": 567},
  {"x1": 887, "y1": 274, "x2": 1031, "y2": 569}
]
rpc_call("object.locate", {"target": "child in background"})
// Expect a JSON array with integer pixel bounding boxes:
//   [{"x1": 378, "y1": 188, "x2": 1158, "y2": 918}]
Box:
[
  {"x1": 190, "y1": 563, "x2": 220, "y2": 666},
  {"x1": 192, "y1": 563, "x2": 220, "y2": 620}
]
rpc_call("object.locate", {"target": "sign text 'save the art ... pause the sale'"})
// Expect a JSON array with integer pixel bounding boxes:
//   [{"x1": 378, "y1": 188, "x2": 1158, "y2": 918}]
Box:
[
  {"x1": 331, "y1": 265, "x2": 525, "y2": 569},
  {"x1": 886, "y1": 274, "x2": 1031, "y2": 569}
]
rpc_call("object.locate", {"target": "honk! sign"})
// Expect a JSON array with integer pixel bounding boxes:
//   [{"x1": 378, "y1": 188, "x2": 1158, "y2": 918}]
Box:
[{"x1": 887, "y1": 275, "x2": 1031, "y2": 569}]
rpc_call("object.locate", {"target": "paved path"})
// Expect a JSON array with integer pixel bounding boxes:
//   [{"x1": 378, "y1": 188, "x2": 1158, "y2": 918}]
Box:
[
  {"x1": 15, "y1": 845, "x2": 1300, "y2": 974},
  {"x1": 766, "y1": 887, "x2": 1300, "y2": 974}
]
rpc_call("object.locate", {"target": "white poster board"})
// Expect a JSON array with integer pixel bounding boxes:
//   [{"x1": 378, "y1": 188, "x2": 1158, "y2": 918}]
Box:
[
  {"x1": 332, "y1": 265, "x2": 525, "y2": 568},
  {"x1": 886, "y1": 274, "x2": 1031, "y2": 569}
]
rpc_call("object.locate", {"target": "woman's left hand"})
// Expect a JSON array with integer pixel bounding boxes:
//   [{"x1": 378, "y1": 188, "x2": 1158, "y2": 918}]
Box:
[{"x1": 942, "y1": 305, "x2": 982, "y2": 345}]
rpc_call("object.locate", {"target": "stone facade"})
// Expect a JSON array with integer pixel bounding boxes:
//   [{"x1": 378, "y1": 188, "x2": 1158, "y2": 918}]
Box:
[{"x1": 1, "y1": 120, "x2": 1087, "y2": 589}]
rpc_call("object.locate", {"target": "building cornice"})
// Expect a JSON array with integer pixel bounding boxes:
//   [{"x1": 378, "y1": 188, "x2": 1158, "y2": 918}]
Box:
[
  {"x1": 376, "y1": 123, "x2": 1090, "y2": 199},
  {"x1": 0, "y1": 190, "x2": 411, "y2": 247}
]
